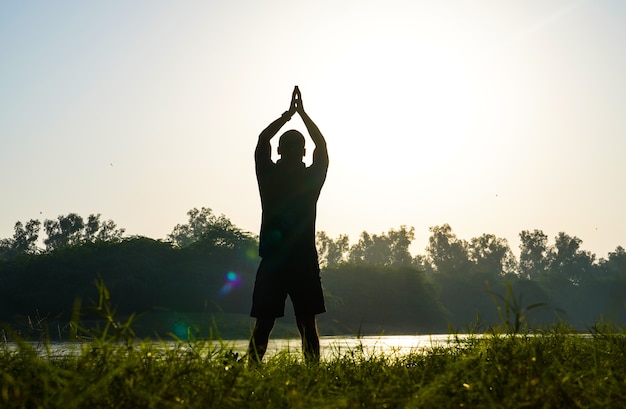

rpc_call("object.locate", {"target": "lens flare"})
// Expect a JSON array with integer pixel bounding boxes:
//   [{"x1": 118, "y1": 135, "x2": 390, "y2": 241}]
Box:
[
  {"x1": 172, "y1": 322, "x2": 190, "y2": 340},
  {"x1": 219, "y1": 271, "x2": 242, "y2": 296}
]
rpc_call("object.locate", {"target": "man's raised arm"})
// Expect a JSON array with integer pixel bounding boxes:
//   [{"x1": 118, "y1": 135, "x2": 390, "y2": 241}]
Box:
[
  {"x1": 255, "y1": 88, "x2": 298, "y2": 165},
  {"x1": 295, "y1": 88, "x2": 328, "y2": 169}
]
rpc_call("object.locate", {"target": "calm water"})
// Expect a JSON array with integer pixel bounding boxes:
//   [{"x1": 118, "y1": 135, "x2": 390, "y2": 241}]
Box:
[
  {"x1": 6, "y1": 334, "x2": 470, "y2": 359},
  {"x1": 260, "y1": 334, "x2": 464, "y2": 358}
]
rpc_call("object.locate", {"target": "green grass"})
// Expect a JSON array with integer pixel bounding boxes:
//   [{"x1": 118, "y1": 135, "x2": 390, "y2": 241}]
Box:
[
  {"x1": 1, "y1": 325, "x2": 625, "y2": 408},
  {"x1": 2, "y1": 279, "x2": 624, "y2": 408}
]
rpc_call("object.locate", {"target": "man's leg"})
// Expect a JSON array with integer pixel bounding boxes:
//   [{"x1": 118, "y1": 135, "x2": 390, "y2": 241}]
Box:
[
  {"x1": 248, "y1": 317, "x2": 275, "y2": 363},
  {"x1": 296, "y1": 314, "x2": 320, "y2": 363}
]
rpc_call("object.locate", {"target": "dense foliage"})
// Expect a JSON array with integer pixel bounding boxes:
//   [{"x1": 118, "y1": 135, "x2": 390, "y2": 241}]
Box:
[{"x1": 1, "y1": 208, "x2": 625, "y2": 337}]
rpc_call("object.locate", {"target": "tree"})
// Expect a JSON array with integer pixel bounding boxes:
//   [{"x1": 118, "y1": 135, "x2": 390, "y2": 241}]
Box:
[
  {"x1": 44, "y1": 213, "x2": 85, "y2": 251},
  {"x1": 388, "y1": 226, "x2": 416, "y2": 266},
  {"x1": 519, "y1": 230, "x2": 550, "y2": 280},
  {"x1": 548, "y1": 232, "x2": 596, "y2": 284},
  {"x1": 469, "y1": 233, "x2": 518, "y2": 277},
  {"x1": 599, "y1": 246, "x2": 626, "y2": 278},
  {"x1": 595, "y1": 246, "x2": 626, "y2": 323},
  {"x1": 347, "y1": 226, "x2": 415, "y2": 266},
  {"x1": 316, "y1": 231, "x2": 350, "y2": 268},
  {"x1": 425, "y1": 224, "x2": 471, "y2": 274},
  {"x1": 320, "y1": 264, "x2": 447, "y2": 332},
  {"x1": 168, "y1": 207, "x2": 256, "y2": 251},
  {"x1": 0, "y1": 239, "x2": 9, "y2": 261},
  {"x1": 0, "y1": 219, "x2": 41, "y2": 260},
  {"x1": 412, "y1": 254, "x2": 435, "y2": 274},
  {"x1": 84, "y1": 214, "x2": 125, "y2": 243},
  {"x1": 43, "y1": 213, "x2": 124, "y2": 251}
]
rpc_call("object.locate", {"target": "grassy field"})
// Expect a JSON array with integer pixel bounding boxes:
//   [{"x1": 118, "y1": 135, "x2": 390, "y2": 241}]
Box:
[
  {"x1": 2, "y1": 280, "x2": 624, "y2": 408},
  {"x1": 1, "y1": 324, "x2": 625, "y2": 409}
]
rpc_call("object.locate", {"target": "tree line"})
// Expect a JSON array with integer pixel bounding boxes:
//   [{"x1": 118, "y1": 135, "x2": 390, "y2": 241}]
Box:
[
  {"x1": 0, "y1": 213, "x2": 125, "y2": 259},
  {"x1": 317, "y1": 224, "x2": 625, "y2": 284},
  {"x1": 1, "y1": 208, "x2": 624, "y2": 337},
  {"x1": 316, "y1": 224, "x2": 625, "y2": 332}
]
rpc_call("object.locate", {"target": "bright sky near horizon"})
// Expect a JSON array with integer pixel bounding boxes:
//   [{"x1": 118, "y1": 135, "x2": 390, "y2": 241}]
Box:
[{"x1": 1, "y1": 0, "x2": 625, "y2": 259}]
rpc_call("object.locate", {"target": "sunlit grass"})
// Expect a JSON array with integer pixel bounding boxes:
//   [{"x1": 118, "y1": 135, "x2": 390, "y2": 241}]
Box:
[
  {"x1": 2, "y1": 279, "x2": 624, "y2": 408},
  {"x1": 1, "y1": 325, "x2": 625, "y2": 408}
]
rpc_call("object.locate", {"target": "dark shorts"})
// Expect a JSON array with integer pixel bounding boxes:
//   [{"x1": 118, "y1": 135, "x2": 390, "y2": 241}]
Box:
[{"x1": 250, "y1": 257, "x2": 326, "y2": 318}]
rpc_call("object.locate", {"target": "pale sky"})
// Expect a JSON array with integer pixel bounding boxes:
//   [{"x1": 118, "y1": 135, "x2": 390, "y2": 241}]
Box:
[{"x1": 1, "y1": 0, "x2": 625, "y2": 259}]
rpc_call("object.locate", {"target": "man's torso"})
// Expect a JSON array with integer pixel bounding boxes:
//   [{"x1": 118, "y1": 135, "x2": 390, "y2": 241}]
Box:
[{"x1": 256, "y1": 160, "x2": 326, "y2": 262}]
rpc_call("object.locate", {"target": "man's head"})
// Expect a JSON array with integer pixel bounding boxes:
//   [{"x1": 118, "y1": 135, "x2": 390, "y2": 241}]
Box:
[{"x1": 278, "y1": 130, "x2": 306, "y2": 161}]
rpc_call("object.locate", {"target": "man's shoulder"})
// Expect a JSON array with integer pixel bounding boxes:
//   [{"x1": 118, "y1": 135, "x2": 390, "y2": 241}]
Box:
[
  {"x1": 306, "y1": 160, "x2": 328, "y2": 178},
  {"x1": 256, "y1": 158, "x2": 276, "y2": 173}
]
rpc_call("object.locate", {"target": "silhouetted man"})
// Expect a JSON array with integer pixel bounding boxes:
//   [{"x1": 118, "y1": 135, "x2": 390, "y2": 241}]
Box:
[{"x1": 248, "y1": 86, "x2": 328, "y2": 363}]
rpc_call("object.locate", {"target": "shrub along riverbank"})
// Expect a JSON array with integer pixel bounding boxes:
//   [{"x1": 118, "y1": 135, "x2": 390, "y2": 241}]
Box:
[{"x1": 1, "y1": 324, "x2": 625, "y2": 408}]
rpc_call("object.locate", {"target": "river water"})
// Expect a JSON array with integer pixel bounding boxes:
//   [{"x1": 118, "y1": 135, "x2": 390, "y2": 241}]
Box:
[
  {"x1": 260, "y1": 334, "x2": 465, "y2": 358},
  {"x1": 5, "y1": 334, "x2": 471, "y2": 359}
]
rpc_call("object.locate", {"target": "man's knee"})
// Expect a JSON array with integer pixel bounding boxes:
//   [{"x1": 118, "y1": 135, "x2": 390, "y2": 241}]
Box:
[
  {"x1": 254, "y1": 317, "x2": 276, "y2": 335},
  {"x1": 296, "y1": 315, "x2": 317, "y2": 333}
]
